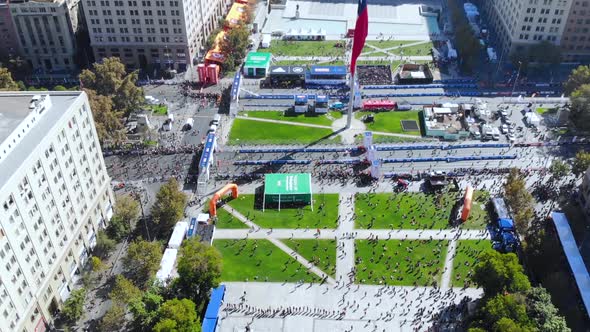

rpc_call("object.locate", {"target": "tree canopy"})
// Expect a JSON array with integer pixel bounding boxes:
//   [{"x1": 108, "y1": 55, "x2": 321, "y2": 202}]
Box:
[
  {"x1": 123, "y1": 240, "x2": 163, "y2": 289},
  {"x1": 573, "y1": 150, "x2": 590, "y2": 176},
  {"x1": 110, "y1": 275, "x2": 142, "y2": 305},
  {"x1": 61, "y1": 288, "x2": 87, "y2": 322},
  {"x1": 549, "y1": 159, "x2": 570, "y2": 178},
  {"x1": 525, "y1": 287, "x2": 570, "y2": 332},
  {"x1": 153, "y1": 298, "x2": 201, "y2": 332},
  {"x1": 173, "y1": 237, "x2": 223, "y2": 306},
  {"x1": 0, "y1": 67, "x2": 18, "y2": 91},
  {"x1": 129, "y1": 288, "x2": 164, "y2": 329},
  {"x1": 151, "y1": 178, "x2": 187, "y2": 232},
  {"x1": 85, "y1": 89, "x2": 126, "y2": 144},
  {"x1": 108, "y1": 194, "x2": 141, "y2": 241},
  {"x1": 564, "y1": 65, "x2": 590, "y2": 95},
  {"x1": 473, "y1": 250, "x2": 531, "y2": 296},
  {"x1": 570, "y1": 84, "x2": 590, "y2": 130},
  {"x1": 220, "y1": 24, "x2": 250, "y2": 71},
  {"x1": 504, "y1": 168, "x2": 535, "y2": 234}
]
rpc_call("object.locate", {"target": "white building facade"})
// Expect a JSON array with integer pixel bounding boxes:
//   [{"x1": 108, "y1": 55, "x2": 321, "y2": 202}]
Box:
[
  {"x1": 82, "y1": 0, "x2": 231, "y2": 72},
  {"x1": 0, "y1": 91, "x2": 114, "y2": 332},
  {"x1": 8, "y1": 0, "x2": 81, "y2": 71},
  {"x1": 482, "y1": 0, "x2": 573, "y2": 55}
]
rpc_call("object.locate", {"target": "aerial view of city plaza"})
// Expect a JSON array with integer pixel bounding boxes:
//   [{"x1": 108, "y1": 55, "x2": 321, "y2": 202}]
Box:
[{"x1": 4, "y1": 0, "x2": 590, "y2": 331}]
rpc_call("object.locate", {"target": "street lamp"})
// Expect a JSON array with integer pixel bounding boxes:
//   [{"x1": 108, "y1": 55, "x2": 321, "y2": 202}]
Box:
[{"x1": 510, "y1": 61, "x2": 522, "y2": 101}]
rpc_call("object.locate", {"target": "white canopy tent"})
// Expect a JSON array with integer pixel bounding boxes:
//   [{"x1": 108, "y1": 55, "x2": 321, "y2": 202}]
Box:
[
  {"x1": 168, "y1": 221, "x2": 188, "y2": 249},
  {"x1": 156, "y1": 248, "x2": 178, "y2": 285}
]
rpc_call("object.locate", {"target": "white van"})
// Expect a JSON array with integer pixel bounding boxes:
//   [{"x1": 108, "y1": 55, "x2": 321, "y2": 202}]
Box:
[{"x1": 211, "y1": 114, "x2": 221, "y2": 125}]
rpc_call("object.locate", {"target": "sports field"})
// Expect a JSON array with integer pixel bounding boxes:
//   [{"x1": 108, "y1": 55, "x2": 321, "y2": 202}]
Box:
[
  {"x1": 228, "y1": 119, "x2": 338, "y2": 145},
  {"x1": 240, "y1": 111, "x2": 341, "y2": 126},
  {"x1": 355, "y1": 111, "x2": 422, "y2": 135}
]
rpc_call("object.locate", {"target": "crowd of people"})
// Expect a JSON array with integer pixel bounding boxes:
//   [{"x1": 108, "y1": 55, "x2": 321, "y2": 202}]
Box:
[{"x1": 357, "y1": 65, "x2": 393, "y2": 85}]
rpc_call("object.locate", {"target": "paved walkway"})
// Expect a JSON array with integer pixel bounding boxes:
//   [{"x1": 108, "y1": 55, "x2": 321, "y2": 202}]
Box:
[
  {"x1": 336, "y1": 193, "x2": 355, "y2": 283},
  {"x1": 214, "y1": 228, "x2": 488, "y2": 241},
  {"x1": 440, "y1": 236, "x2": 459, "y2": 291},
  {"x1": 217, "y1": 282, "x2": 483, "y2": 332}
]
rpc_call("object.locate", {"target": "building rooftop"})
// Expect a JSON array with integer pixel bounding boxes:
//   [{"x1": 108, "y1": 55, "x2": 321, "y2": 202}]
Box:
[
  {"x1": 0, "y1": 95, "x2": 33, "y2": 144},
  {"x1": 0, "y1": 91, "x2": 83, "y2": 189}
]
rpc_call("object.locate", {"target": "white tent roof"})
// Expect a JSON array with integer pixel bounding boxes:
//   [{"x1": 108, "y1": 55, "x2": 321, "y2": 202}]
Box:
[
  {"x1": 168, "y1": 221, "x2": 188, "y2": 249},
  {"x1": 156, "y1": 248, "x2": 178, "y2": 284},
  {"x1": 552, "y1": 212, "x2": 590, "y2": 317}
]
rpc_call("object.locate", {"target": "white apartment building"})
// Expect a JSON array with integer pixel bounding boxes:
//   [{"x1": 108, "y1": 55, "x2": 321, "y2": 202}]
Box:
[
  {"x1": 82, "y1": 0, "x2": 231, "y2": 72},
  {"x1": 0, "y1": 92, "x2": 114, "y2": 332},
  {"x1": 482, "y1": 0, "x2": 573, "y2": 55},
  {"x1": 8, "y1": 0, "x2": 81, "y2": 71}
]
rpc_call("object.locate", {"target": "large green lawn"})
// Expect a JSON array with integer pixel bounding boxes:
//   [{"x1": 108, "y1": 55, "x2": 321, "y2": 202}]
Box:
[
  {"x1": 227, "y1": 194, "x2": 339, "y2": 229},
  {"x1": 259, "y1": 40, "x2": 345, "y2": 57},
  {"x1": 355, "y1": 239, "x2": 448, "y2": 286},
  {"x1": 240, "y1": 110, "x2": 340, "y2": 126},
  {"x1": 355, "y1": 191, "x2": 490, "y2": 230},
  {"x1": 355, "y1": 111, "x2": 422, "y2": 135},
  {"x1": 228, "y1": 118, "x2": 338, "y2": 145},
  {"x1": 355, "y1": 192, "x2": 459, "y2": 229},
  {"x1": 356, "y1": 134, "x2": 427, "y2": 144},
  {"x1": 452, "y1": 240, "x2": 491, "y2": 287},
  {"x1": 214, "y1": 239, "x2": 319, "y2": 282},
  {"x1": 364, "y1": 40, "x2": 422, "y2": 51},
  {"x1": 283, "y1": 239, "x2": 337, "y2": 277}
]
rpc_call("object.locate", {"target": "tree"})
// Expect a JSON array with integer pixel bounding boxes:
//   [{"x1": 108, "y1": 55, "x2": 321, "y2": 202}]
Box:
[
  {"x1": 85, "y1": 89, "x2": 126, "y2": 144},
  {"x1": 173, "y1": 237, "x2": 223, "y2": 306},
  {"x1": 91, "y1": 256, "x2": 105, "y2": 272},
  {"x1": 0, "y1": 67, "x2": 18, "y2": 91},
  {"x1": 100, "y1": 305, "x2": 126, "y2": 332},
  {"x1": 504, "y1": 168, "x2": 535, "y2": 234},
  {"x1": 564, "y1": 65, "x2": 590, "y2": 95},
  {"x1": 525, "y1": 287, "x2": 570, "y2": 332},
  {"x1": 478, "y1": 294, "x2": 533, "y2": 331},
  {"x1": 129, "y1": 288, "x2": 163, "y2": 329},
  {"x1": 573, "y1": 151, "x2": 590, "y2": 176},
  {"x1": 570, "y1": 84, "x2": 590, "y2": 130},
  {"x1": 108, "y1": 194, "x2": 140, "y2": 240},
  {"x1": 549, "y1": 159, "x2": 570, "y2": 178},
  {"x1": 109, "y1": 275, "x2": 142, "y2": 305},
  {"x1": 123, "y1": 240, "x2": 162, "y2": 289},
  {"x1": 61, "y1": 288, "x2": 86, "y2": 322},
  {"x1": 220, "y1": 24, "x2": 250, "y2": 71},
  {"x1": 473, "y1": 250, "x2": 531, "y2": 296},
  {"x1": 79, "y1": 57, "x2": 143, "y2": 115},
  {"x1": 54, "y1": 85, "x2": 68, "y2": 91},
  {"x1": 94, "y1": 230, "x2": 116, "y2": 259},
  {"x1": 153, "y1": 299, "x2": 201, "y2": 332},
  {"x1": 151, "y1": 178, "x2": 187, "y2": 231}
]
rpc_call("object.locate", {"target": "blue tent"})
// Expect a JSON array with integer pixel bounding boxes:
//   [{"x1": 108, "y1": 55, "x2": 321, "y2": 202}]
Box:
[
  {"x1": 202, "y1": 285, "x2": 226, "y2": 332},
  {"x1": 497, "y1": 218, "x2": 514, "y2": 231}
]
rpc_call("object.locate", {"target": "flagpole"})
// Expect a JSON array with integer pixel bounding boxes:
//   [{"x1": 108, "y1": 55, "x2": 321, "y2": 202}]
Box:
[{"x1": 346, "y1": 70, "x2": 354, "y2": 129}]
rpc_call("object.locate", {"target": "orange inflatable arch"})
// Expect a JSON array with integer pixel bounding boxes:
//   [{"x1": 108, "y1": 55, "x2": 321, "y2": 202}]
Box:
[
  {"x1": 210, "y1": 183, "x2": 239, "y2": 216},
  {"x1": 460, "y1": 186, "x2": 473, "y2": 222}
]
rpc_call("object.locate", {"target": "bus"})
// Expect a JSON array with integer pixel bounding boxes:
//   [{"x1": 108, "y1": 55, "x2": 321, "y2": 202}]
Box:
[{"x1": 491, "y1": 197, "x2": 511, "y2": 221}]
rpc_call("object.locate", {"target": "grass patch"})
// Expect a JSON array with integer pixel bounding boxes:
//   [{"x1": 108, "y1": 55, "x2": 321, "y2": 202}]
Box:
[
  {"x1": 228, "y1": 119, "x2": 337, "y2": 145},
  {"x1": 452, "y1": 240, "x2": 491, "y2": 287},
  {"x1": 355, "y1": 111, "x2": 422, "y2": 135},
  {"x1": 354, "y1": 134, "x2": 427, "y2": 144},
  {"x1": 228, "y1": 194, "x2": 339, "y2": 229},
  {"x1": 360, "y1": 51, "x2": 390, "y2": 57},
  {"x1": 144, "y1": 140, "x2": 158, "y2": 147},
  {"x1": 149, "y1": 104, "x2": 168, "y2": 115},
  {"x1": 214, "y1": 239, "x2": 319, "y2": 282},
  {"x1": 462, "y1": 191, "x2": 492, "y2": 230},
  {"x1": 366, "y1": 40, "x2": 422, "y2": 50},
  {"x1": 397, "y1": 42, "x2": 434, "y2": 56},
  {"x1": 355, "y1": 192, "x2": 459, "y2": 229},
  {"x1": 283, "y1": 239, "x2": 337, "y2": 277},
  {"x1": 259, "y1": 40, "x2": 345, "y2": 57},
  {"x1": 212, "y1": 205, "x2": 249, "y2": 229},
  {"x1": 355, "y1": 239, "x2": 448, "y2": 286},
  {"x1": 239, "y1": 110, "x2": 336, "y2": 126}
]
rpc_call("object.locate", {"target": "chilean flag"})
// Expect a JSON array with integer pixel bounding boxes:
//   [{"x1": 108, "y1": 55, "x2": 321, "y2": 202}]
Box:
[{"x1": 350, "y1": 0, "x2": 368, "y2": 76}]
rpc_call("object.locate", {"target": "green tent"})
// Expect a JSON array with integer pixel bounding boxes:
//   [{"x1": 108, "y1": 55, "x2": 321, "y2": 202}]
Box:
[
  {"x1": 263, "y1": 173, "x2": 312, "y2": 211},
  {"x1": 243, "y1": 52, "x2": 272, "y2": 77}
]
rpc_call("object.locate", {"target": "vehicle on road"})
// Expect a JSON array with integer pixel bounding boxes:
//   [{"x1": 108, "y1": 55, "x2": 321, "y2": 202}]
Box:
[{"x1": 500, "y1": 124, "x2": 508, "y2": 134}]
